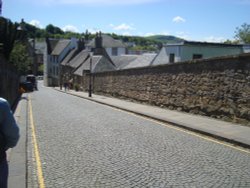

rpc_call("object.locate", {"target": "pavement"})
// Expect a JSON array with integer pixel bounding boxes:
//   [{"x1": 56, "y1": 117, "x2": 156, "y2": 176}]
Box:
[
  {"x1": 8, "y1": 95, "x2": 27, "y2": 188},
  {"x1": 55, "y1": 88, "x2": 250, "y2": 149},
  {"x1": 7, "y1": 87, "x2": 250, "y2": 188}
]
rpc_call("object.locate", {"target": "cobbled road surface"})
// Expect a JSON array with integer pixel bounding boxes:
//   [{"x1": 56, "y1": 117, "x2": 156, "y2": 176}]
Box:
[{"x1": 27, "y1": 82, "x2": 250, "y2": 188}]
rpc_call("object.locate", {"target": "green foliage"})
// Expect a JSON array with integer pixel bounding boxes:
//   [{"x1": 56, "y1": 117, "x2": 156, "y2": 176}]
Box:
[
  {"x1": 38, "y1": 64, "x2": 44, "y2": 75},
  {"x1": 234, "y1": 23, "x2": 250, "y2": 44},
  {"x1": 45, "y1": 24, "x2": 64, "y2": 35},
  {"x1": 0, "y1": 17, "x2": 19, "y2": 59},
  {"x1": 107, "y1": 33, "x2": 163, "y2": 50},
  {"x1": 146, "y1": 35, "x2": 184, "y2": 44},
  {"x1": 9, "y1": 42, "x2": 32, "y2": 74},
  {"x1": 130, "y1": 45, "x2": 157, "y2": 52},
  {"x1": 223, "y1": 39, "x2": 239, "y2": 44}
]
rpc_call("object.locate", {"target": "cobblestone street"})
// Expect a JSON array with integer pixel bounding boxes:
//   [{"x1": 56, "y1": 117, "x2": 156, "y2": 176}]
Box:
[{"x1": 26, "y1": 82, "x2": 250, "y2": 188}]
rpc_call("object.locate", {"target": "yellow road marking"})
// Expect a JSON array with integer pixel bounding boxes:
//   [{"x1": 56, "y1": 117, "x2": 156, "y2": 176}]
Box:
[
  {"x1": 29, "y1": 96, "x2": 46, "y2": 188},
  {"x1": 110, "y1": 106, "x2": 250, "y2": 155}
]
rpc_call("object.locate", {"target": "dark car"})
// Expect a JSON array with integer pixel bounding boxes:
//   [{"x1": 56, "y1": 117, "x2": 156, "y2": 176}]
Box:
[
  {"x1": 19, "y1": 81, "x2": 34, "y2": 92},
  {"x1": 26, "y1": 75, "x2": 37, "y2": 90}
]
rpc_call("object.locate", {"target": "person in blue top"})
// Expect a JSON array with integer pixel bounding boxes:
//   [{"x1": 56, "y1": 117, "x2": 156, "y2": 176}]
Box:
[{"x1": 0, "y1": 97, "x2": 19, "y2": 188}]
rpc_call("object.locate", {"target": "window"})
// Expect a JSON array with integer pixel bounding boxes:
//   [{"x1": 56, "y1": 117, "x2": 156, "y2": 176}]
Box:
[
  {"x1": 112, "y1": 48, "x2": 118, "y2": 56},
  {"x1": 169, "y1": 53, "x2": 175, "y2": 63},
  {"x1": 193, "y1": 54, "x2": 203, "y2": 60}
]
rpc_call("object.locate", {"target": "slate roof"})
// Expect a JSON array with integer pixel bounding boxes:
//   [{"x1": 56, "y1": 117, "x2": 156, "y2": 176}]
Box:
[
  {"x1": 34, "y1": 42, "x2": 46, "y2": 54},
  {"x1": 51, "y1": 40, "x2": 71, "y2": 55},
  {"x1": 45, "y1": 38, "x2": 59, "y2": 54},
  {"x1": 151, "y1": 46, "x2": 169, "y2": 66},
  {"x1": 88, "y1": 34, "x2": 126, "y2": 48},
  {"x1": 167, "y1": 40, "x2": 243, "y2": 48},
  {"x1": 67, "y1": 49, "x2": 89, "y2": 68},
  {"x1": 123, "y1": 54, "x2": 157, "y2": 69},
  {"x1": 61, "y1": 48, "x2": 78, "y2": 66},
  {"x1": 111, "y1": 55, "x2": 138, "y2": 70},
  {"x1": 73, "y1": 56, "x2": 102, "y2": 76}
]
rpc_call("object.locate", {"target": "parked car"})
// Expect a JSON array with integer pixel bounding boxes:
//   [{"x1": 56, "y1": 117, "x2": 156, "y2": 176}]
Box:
[
  {"x1": 26, "y1": 75, "x2": 37, "y2": 90},
  {"x1": 19, "y1": 81, "x2": 34, "y2": 92}
]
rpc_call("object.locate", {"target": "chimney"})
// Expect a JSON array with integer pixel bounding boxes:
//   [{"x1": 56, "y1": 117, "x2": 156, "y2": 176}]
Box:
[
  {"x1": 45, "y1": 37, "x2": 52, "y2": 54},
  {"x1": 95, "y1": 31, "x2": 102, "y2": 49},
  {"x1": 77, "y1": 38, "x2": 85, "y2": 51}
]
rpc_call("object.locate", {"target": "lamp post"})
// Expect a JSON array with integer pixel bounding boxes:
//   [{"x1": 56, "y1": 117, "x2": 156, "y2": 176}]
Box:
[
  {"x1": 31, "y1": 38, "x2": 36, "y2": 75},
  {"x1": 17, "y1": 19, "x2": 26, "y2": 41},
  {"x1": 88, "y1": 52, "x2": 93, "y2": 97}
]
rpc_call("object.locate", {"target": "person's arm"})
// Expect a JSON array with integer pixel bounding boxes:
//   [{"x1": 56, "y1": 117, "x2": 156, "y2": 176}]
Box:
[{"x1": 0, "y1": 99, "x2": 19, "y2": 150}]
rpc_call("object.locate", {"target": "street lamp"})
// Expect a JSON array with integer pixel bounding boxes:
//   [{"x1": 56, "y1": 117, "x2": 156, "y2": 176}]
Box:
[
  {"x1": 17, "y1": 19, "x2": 26, "y2": 41},
  {"x1": 31, "y1": 38, "x2": 36, "y2": 75},
  {"x1": 88, "y1": 52, "x2": 93, "y2": 97}
]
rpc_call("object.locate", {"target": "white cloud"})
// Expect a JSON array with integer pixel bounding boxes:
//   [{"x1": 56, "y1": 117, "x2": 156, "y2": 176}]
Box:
[
  {"x1": 87, "y1": 27, "x2": 101, "y2": 34},
  {"x1": 29, "y1": 20, "x2": 43, "y2": 28},
  {"x1": 121, "y1": 32, "x2": 132, "y2": 36},
  {"x1": 144, "y1": 31, "x2": 169, "y2": 36},
  {"x1": 110, "y1": 23, "x2": 135, "y2": 31},
  {"x1": 62, "y1": 25, "x2": 79, "y2": 32},
  {"x1": 203, "y1": 36, "x2": 226, "y2": 43},
  {"x1": 176, "y1": 31, "x2": 190, "y2": 40},
  {"x1": 144, "y1": 32, "x2": 155, "y2": 37},
  {"x1": 137, "y1": 31, "x2": 171, "y2": 37},
  {"x1": 160, "y1": 31, "x2": 171, "y2": 35},
  {"x1": 172, "y1": 16, "x2": 186, "y2": 23}
]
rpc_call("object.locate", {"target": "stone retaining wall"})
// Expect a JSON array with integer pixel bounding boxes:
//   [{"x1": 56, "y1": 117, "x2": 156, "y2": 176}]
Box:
[
  {"x1": 89, "y1": 53, "x2": 250, "y2": 125},
  {"x1": 0, "y1": 56, "x2": 20, "y2": 108}
]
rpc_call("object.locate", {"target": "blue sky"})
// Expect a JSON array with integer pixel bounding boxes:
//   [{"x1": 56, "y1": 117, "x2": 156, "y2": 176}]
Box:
[{"x1": 2, "y1": 0, "x2": 250, "y2": 42}]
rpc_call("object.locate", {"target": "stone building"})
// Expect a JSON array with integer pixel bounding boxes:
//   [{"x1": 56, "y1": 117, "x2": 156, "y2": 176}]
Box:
[
  {"x1": 60, "y1": 33, "x2": 116, "y2": 89},
  {"x1": 86, "y1": 34, "x2": 127, "y2": 56},
  {"x1": 45, "y1": 38, "x2": 77, "y2": 86}
]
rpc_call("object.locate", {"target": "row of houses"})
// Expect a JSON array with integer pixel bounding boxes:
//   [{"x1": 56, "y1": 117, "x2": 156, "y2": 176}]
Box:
[{"x1": 43, "y1": 32, "x2": 248, "y2": 87}]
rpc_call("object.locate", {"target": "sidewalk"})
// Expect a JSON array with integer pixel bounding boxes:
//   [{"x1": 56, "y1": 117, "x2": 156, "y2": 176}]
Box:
[
  {"x1": 8, "y1": 95, "x2": 27, "y2": 188},
  {"x1": 56, "y1": 88, "x2": 250, "y2": 149}
]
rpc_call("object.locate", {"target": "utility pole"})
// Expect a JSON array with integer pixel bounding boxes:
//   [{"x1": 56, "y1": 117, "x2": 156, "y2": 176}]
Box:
[{"x1": 88, "y1": 53, "x2": 92, "y2": 97}]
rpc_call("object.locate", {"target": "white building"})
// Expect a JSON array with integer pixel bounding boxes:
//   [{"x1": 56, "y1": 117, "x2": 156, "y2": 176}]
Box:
[
  {"x1": 153, "y1": 41, "x2": 244, "y2": 65},
  {"x1": 45, "y1": 38, "x2": 77, "y2": 86}
]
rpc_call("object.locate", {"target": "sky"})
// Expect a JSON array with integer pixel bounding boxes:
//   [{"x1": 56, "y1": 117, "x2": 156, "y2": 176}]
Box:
[{"x1": 2, "y1": 0, "x2": 250, "y2": 42}]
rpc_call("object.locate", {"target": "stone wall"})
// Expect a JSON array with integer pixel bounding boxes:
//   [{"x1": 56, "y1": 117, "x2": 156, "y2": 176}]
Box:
[
  {"x1": 86, "y1": 53, "x2": 250, "y2": 125},
  {"x1": 0, "y1": 56, "x2": 20, "y2": 109}
]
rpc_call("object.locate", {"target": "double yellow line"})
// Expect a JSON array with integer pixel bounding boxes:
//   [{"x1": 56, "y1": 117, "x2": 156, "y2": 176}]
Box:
[
  {"x1": 111, "y1": 106, "x2": 250, "y2": 155},
  {"x1": 28, "y1": 96, "x2": 45, "y2": 188}
]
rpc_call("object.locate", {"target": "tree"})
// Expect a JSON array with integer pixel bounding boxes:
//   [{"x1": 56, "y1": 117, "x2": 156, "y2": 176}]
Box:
[
  {"x1": 234, "y1": 23, "x2": 250, "y2": 44},
  {"x1": 45, "y1": 24, "x2": 64, "y2": 35},
  {"x1": 9, "y1": 42, "x2": 32, "y2": 74},
  {"x1": 0, "y1": 17, "x2": 19, "y2": 59}
]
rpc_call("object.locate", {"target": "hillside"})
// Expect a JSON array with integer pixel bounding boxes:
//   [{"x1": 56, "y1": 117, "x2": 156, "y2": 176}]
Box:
[
  {"x1": 15, "y1": 19, "x2": 183, "y2": 51},
  {"x1": 146, "y1": 35, "x2": 184, "y2": 44}
]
